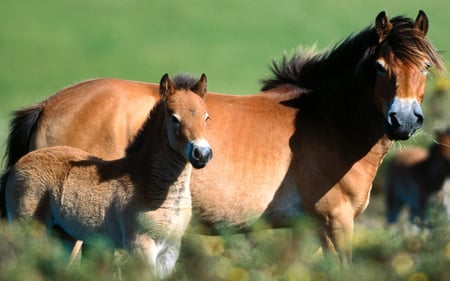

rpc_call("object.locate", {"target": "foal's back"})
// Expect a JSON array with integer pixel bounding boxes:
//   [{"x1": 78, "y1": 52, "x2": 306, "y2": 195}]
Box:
[{"x1": 5, "y1": 146, "x2": 128, "y2": 242}]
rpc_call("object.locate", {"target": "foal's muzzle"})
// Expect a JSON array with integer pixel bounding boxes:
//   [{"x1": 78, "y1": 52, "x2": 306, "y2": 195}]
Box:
[
  {"x1": 187, "y1": 140, "x2": 213, "y2": 169},
  {"x1": 385, "y1": 98, "x2": 424, "y2": 140}
]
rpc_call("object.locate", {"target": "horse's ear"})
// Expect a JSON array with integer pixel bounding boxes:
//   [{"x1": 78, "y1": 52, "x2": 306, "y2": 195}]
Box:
[
  {"x1": 414, "y1": 10, "x2": 429, "y2": 36},
  {"x1": 375, "y1": 11, "x2": 392, "y2": 43},
  {"x1": 193, "y1": 73, "x2": 208, "y2": 98},
  {"x1": 160, "y1": 73, "x2": 175, "y2": 100}
]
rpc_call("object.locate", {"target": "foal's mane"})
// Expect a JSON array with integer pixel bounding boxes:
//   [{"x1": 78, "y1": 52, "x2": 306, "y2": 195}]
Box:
[
  {"x1": 261, "y1": 15, "x2": 445, "y2": 92},
  {"x1": 171, "y1": 73, "x2": 202, "y2": 90},
  {"x1": 125, "y1": 74, "x2": 200, "y2": 156}
]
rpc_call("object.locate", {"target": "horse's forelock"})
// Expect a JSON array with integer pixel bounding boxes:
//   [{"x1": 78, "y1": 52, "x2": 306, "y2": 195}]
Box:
[{"x1": 381, "y1": 17, "x2": 445, "y2": 75}]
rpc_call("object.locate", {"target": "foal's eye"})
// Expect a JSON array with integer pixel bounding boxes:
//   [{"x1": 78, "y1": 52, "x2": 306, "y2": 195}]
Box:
[
  {"x1": 171, "y1": 114, "x2": 180, "y2": 126},
  {"x1": 376, "y1": 61, "x2": 387, "y2": 75},
  {"x1": 205, "y1": 114, "x2": 210, "y2": 123}
]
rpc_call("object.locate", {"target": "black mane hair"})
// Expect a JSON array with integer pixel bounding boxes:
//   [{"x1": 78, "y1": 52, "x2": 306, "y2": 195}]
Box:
[{"x1": 261, "y1": 15, "x2": 445, "y2": 93}]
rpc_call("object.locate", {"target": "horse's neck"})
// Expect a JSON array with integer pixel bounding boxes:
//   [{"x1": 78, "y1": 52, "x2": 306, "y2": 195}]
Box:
[{"x1": 303, "y1": 32, "x2": 374, "y2": 92}]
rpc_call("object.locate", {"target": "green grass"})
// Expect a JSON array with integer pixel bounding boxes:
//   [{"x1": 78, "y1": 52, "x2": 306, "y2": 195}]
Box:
[
  {"x1": 1, "y1": 1, "x2": 450, "y2": 280},
  {"x1": 1, "y1": 211, "x2": 450, "y2": 281}
]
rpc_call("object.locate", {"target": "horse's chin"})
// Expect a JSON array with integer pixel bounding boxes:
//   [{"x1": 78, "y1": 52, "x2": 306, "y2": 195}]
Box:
[{"x1": 385, "y1": 126, "x2": 417, "y2": 141}]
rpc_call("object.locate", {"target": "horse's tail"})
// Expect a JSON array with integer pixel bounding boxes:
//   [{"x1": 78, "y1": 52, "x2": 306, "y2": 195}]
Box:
[
  {"x1": 1, "y1": 103, "x2": 44, "y2": 218},
  {"x1": 0, "y1": 168, "x2": 11, "y2": 218},
  {"x1": 4, "y1": 103, "x2": 44, "y2": 168}
]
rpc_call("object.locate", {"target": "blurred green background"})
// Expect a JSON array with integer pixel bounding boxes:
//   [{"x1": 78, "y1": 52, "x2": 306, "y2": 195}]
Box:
[
  {"x1": 1, "y1": 1, "x2": 450, "y2": 280},
  {"x1": 1, "y1": 0, "x2": 449, "y2": 145}
]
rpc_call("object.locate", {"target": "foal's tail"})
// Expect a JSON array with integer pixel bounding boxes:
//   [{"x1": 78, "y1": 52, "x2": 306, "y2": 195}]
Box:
[{"x1": 1, "y1": 103, "x2": 44, "y2": 218}]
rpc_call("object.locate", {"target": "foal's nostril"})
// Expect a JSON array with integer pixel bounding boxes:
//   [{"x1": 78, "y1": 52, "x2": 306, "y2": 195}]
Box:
[
  {"x1": 193, "y1": 147, "x2": 201, "y2": 160},
  {"x1": 190, "y1": 145, "x2": 212, "y2": 169},
  {"x1": 192, "y1": 146, "x2": 212, "y2": 161}
]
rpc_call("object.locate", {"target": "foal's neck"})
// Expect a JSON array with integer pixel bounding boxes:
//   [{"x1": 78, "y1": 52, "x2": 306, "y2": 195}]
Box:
[{"x1": 126, "y1": 105, "x2": 192, "y2": 209}]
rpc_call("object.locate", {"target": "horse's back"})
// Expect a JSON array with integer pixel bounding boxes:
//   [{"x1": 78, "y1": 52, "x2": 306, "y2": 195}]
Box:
[{"x1": 33, "y1": 78, "x2": 160, "y2": 160}]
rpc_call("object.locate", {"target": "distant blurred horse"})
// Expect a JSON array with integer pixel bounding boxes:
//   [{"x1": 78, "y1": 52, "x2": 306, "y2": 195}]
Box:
[{"x1": 385, "y1": 128, "x2": 450, "y2": 224}]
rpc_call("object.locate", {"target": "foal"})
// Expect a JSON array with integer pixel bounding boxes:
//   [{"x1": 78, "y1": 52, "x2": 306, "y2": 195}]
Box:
[
  {"x1": 385, "y1": 128, "x2": 450, "y2": 225},
  {"x1": 4, "y1": 73, "x2": 212, "y2": 278}
]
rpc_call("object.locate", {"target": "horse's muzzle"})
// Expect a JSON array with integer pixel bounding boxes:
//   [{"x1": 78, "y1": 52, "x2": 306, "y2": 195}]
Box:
[
  {"x1": 187, "y1": 140, "x2": 213, "y2": 169},
  {"x1": 385, "y1": 98, "x2": 424, "y2": 140}
]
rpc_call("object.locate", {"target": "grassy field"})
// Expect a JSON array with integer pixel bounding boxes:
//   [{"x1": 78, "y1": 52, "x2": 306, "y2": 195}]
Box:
[{"x1": 1, "y1": 0, "x2": 450, "y2": 280}]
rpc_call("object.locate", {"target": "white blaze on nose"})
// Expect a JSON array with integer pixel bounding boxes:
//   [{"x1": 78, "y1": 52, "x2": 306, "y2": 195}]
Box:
[{"x1": 191, "y1": 139, "x2": 210, "y2": 148}]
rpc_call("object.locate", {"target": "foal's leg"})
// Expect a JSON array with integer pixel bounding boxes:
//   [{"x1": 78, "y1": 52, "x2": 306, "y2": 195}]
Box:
[
  {"x1": 154, "y1": 239, "x2": 182, "y2": 277},
  {"x1": 126, "y1": 234, "x2": 165, "y2": 278}
]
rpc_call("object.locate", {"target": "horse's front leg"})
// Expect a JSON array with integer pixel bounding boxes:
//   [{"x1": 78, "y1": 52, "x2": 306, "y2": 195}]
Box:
[{"x1": 318, "y1": 201, "x2": 354, "y2": 267}]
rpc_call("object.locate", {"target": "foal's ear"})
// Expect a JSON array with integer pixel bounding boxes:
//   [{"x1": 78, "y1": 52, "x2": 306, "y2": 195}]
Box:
[
  {"x1": 160, "y1": 73, "x2": 176, "y2": 100},
  {"x1": 414, "y1": 10, "x2": 429, "y2": 36},
  {"x1": 192, "y1": 73, "x2": 208, "y2": 98},
  {"x1": 375, "y1": 11, "x2": 392, "y2": 43}
]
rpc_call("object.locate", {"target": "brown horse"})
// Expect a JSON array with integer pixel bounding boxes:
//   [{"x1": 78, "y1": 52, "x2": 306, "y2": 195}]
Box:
[
  {"x1": 3, "y1": 73, "x2": 212, "y2": 278},
  {"x1": 1, "y1": 11, "x2": 445, "y2": 264},
  {"x1": 385, "y1": 128, "x2": 450, "y2": 225}
]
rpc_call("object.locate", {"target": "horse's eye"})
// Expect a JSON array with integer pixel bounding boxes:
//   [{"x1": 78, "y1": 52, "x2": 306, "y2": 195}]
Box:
[
  {"x1": 422, "y1": 61, "x2": 431, "y2": 75},
  {"x1": 376, "y1": 61, "x2": 387, "y2": 75},
  {"x1": 205, "y1": 114, "x2": 210, "y2": 123}
]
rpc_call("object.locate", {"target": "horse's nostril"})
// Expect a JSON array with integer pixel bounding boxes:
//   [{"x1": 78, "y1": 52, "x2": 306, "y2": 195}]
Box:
[
  {"x1": 389, "y1": 112, "x2": 400, "y2": 128},
  {"x1": 415, "y1": 113, "x2": 424, "y2": 126}
]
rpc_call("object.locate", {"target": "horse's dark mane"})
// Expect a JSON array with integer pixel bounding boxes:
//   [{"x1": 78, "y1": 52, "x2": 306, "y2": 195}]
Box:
[
  {"x1": 125, "y1": 74, "x2": 199, "y2": 156},
  {"x1": 261, "y1": 15, "x2": 445, "y2": 92}
]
